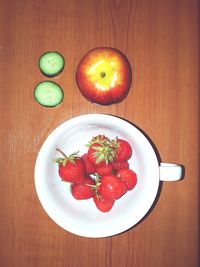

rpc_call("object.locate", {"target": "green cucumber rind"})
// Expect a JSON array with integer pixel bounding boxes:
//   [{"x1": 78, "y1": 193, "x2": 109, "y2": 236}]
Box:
[
  {"x1": 34, "y1": 81, "x2": 64, "y2": 108},
  {"x1": 38, "y1": 51, "x2": 65, "y2": 77}
]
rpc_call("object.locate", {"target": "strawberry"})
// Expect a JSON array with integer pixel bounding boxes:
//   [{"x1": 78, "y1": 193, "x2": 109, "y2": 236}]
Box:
[
  {"x1": 96, "y1": 161, "x2": 114, "y2": 176},
  {"x1": 113, "y1": 138, "x2": 132, "y2": 162},
  {"x1": 111, "y1": 160, "x2": 129, "y2": 171},
  {"x1": 87, "y1": 135, "x2": 115, "y2": 165},
  {"x1": 55, "y1": 149, "x2": 86, "y2": 183},
  {"x1": 87, "y1": 142, "x2": 114, "y2": 165},
  {"x1": 71, "y1": 176, "x2": 95, "y2": 200},
  {"x1": 93, "y1": 195, "x2": 115, "y2": 212},
  {"x1": 81, "y1": 153, "x2": 96, "y2": 174},
  {"x1": 116, "y1": 168, "x2": 137, "y2": 190},
  {"x1": 98, "y1": 174, "x2": 127, "y2": 200}
]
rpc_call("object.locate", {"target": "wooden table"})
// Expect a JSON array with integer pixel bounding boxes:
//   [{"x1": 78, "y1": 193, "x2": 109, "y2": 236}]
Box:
[{"x1": 0, "y1": 0, "x2": 199, "y2": 266}]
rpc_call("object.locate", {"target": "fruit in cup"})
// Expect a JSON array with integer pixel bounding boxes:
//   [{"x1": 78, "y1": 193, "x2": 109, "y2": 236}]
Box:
[
  {"x1": 98, "y1": 174, "x2": 127, "y2": 201},
  {"x1": 55, "y1": 135, "x2": 137, "y2": 213},
  {"x1": 87, "y1": 135, "x2": 133, "y2": 164},
  {"x1": 55, "y1": 149, "x2": 86, "y2": 183},
  {"x1": 86, "y1": 135, "x2": 113, "y2": 164},
  {"x1": 112, "y1": 138, "x2": 133, "y2": 162},
  {"x1": 93, "y1": 195, "x2": 115, "y2": 213},
  {"x1": 116, "y1": 169, "x2": 137, "y2": 190},
  {"x1": 75, "y1": 47, "x2": 132, "y2": 105},
  {"x1": 71, "y1": 176, "x2": 95, "y2": 200},
  {"x1": 81, "y1": 153, "x2": 96, "y2": 174},
  {"x1": 111, "y1": 160, "x2": 129, "y2": 171},
  {"x1": 95, "y1": 161, "x2": 114, "y2": 176}
]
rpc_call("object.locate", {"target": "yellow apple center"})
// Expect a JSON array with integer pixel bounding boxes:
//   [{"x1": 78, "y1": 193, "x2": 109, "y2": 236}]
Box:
[{"x1": 86, "y1": 60, "x2": 119, "y2": 91}]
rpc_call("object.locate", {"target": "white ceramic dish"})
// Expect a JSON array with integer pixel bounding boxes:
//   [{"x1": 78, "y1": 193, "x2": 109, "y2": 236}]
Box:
[{"x1": 34, "y1": 114, "x2": 182, "y2": 238}]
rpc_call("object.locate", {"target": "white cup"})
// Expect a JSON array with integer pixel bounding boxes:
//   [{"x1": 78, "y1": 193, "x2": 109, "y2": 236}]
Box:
[{"x1": 34, "y1": 114, "x2": 183, "y2": 238}]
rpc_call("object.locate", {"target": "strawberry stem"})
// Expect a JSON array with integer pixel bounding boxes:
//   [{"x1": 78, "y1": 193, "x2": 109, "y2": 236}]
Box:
[{"x1": 56, "y1": 148, "x2": 68, "y2": 158}]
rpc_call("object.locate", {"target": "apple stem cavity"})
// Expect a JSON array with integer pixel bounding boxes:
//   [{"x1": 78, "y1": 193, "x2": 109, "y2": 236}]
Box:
[{"x1": 100, "y1": 72, "x2": 106, "y2": 78}]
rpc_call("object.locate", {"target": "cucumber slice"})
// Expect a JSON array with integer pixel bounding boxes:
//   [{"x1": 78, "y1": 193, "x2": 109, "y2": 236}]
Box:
[
  {"x1": 38, "y1": 51, "x2": 65, "y2": 77},
  {"x1": 34, "y1": 81, "x2": 64, "y2": 107}
]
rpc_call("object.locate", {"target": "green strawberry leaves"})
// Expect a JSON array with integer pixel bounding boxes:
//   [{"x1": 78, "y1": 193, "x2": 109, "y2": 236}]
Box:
[{"x1": 55, "y1": 149, "x2": 80, "y2": 166}]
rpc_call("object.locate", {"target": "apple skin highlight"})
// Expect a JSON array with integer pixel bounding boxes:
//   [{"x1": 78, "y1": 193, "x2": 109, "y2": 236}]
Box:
[{"x1": 76, "y1": 47, "x2": 132, "y2": 105}]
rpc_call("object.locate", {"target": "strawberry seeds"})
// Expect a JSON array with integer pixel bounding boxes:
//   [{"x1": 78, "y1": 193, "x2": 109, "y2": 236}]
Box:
[{"x1": 55, "y1": 135, "x2": 137, "y2": 213}]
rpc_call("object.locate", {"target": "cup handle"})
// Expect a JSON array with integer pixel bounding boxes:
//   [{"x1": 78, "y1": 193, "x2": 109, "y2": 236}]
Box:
[{"x1": 159, "y1": 163, "x2": 183, "y2": 181}]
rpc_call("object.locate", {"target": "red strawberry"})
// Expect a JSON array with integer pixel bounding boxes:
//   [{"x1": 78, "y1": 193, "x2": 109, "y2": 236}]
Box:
[
  {"x1": 93, "y1": 195, "x2": 115, "y2": 212},
  {"x1": 71, "y1": 176, "x2": 95, "y2": 200},
  {"x1": 55, "y1": 149, "x2": 86, "y2": 184},
  {"x1": 96, "y1": 161, "x2": 114, "y2": 176},
  {"x1": 116, "y1": 168, "x2": 137, "y2": 190},
  {"x1": 87, "y1": 135, "x2": 115, "y2": 165},
  {"x1": 87, "y1": 143, "x2": 114, "y2": 165},
  {"x1": 111, "y1": 160, "x2": 129, "y2": 171},
  {"x1": 87, "y1": 143, "x2": 102, "y2": 164},
  {"x1": 81, "y1": 153, "x2": 96, "y2": 174},
  {"x1": 114, "y1": 139, "x2": 132, "y2": 162},
  {"x1": 98, "y1": 174, "x2": 127, "y2": 200}
]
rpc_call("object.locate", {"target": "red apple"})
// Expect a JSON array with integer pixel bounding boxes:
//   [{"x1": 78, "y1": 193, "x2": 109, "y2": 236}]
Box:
[{"x1": 75, "y1": 47, "x2": 132, "y2": 105}]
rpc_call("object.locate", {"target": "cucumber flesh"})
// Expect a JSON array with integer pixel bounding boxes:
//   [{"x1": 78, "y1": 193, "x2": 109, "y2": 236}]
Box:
[
  {"x1": 34, "y1": 81, "x2": 64, "y2": 107},
  {"x1": 38, "y1": 51, "x2": 65, "y2": 77}
]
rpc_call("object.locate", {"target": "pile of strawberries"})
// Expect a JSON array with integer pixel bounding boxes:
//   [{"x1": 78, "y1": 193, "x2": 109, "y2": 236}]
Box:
[{"x1": 55, "y1": 135, "x2": 137, "y2": 212}]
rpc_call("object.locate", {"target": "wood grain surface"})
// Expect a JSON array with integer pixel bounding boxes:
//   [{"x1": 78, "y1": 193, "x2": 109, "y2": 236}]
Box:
[{"x1": 0, "y1": 0, "x2": 199, "y2": 266}]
